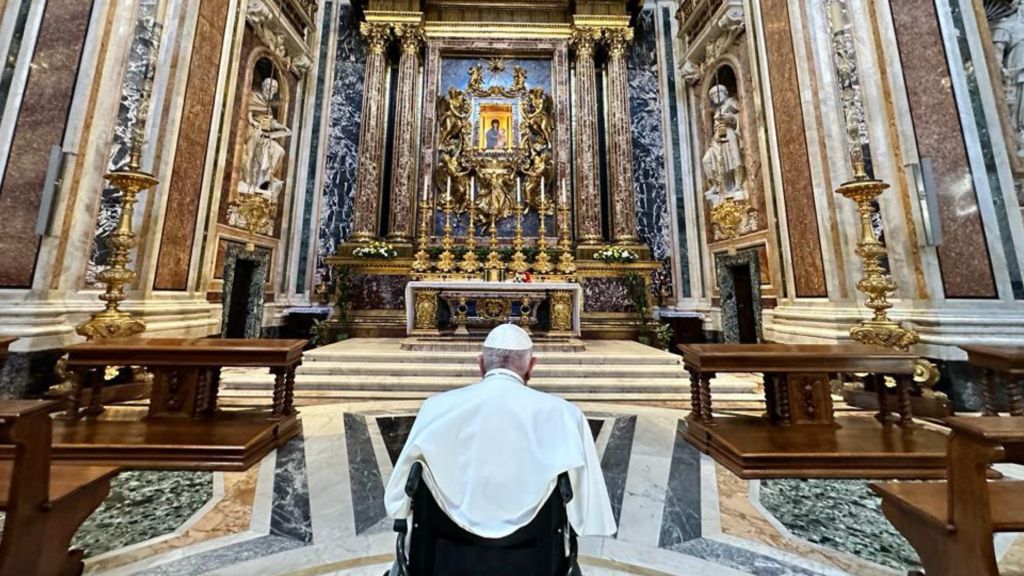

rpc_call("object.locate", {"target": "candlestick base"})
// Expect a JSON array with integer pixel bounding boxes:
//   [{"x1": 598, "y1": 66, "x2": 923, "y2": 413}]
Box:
[
  {"x1": 533, "y1": 251, "x2": 554, "y2": 274},
  {"x1": 460, "y1": 250, "x2": 481, "y2": 274},
  {"x1": 508, "y1": 252, "x2": 529, "y2": 274},
  {"x1": 557, "y1": 251, "x2": 577, "y2": 275},
  {"x1": 412, "y1": 250, "x2": 432, "y2": 273},
  {"x1": 436, "y1": 251, "x2": 456, "y2": 273}
]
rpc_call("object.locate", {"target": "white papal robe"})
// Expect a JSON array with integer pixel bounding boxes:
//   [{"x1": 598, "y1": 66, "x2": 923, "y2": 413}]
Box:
[{"x1": 384, "y1": 368, "x2": 617, "y2": 539}]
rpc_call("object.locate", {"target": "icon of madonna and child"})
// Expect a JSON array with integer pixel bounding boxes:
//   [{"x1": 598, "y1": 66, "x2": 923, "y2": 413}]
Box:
[{"x1": 478, "y1": 103, "x2": 515, "y2": 152}]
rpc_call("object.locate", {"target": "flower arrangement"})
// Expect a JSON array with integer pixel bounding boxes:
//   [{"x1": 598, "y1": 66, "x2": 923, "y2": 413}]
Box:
[
  {"x1": 594, "y1": 246, "x2": 638, "y2": 264},
  {"x1": 352, "y1": 241, "x2": 398, "y2": 259}
]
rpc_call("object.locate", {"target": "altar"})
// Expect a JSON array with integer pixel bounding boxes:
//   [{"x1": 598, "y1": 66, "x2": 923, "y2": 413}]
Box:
[{"x1": 406, "y1": 281, "x2": 583, "y2": 339}]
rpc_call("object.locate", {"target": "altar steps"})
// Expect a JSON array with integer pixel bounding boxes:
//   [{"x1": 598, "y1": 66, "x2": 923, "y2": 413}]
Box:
[{"x1": 219, "y1": 338, "x2": 764, "y2": 404}]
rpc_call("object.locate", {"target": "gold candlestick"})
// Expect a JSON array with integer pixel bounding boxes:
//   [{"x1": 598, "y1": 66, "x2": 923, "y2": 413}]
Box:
[
  {"x1": 76, "y1": 150, "x2": 154, "y2": 340},
  {"x1": 437, "y1": 193, "x2": 456, "y2": 273},
  {"x1": 484, "y1": 214, "x2": 504, "y2": 281},
  {"x1": 837, "y1": 160, "x2": 918, "y2": 351},
  {"x1": 411, "y1": 194, "x2": 432, "y2": 273},
  {"x1": 508, "y1": 199, "x2": 529, "y2": 274},
  {"x1": 460, "y1": 199, "x2": 481, "y2": 274},
  {"x1": 533, "y1": 196, "x2": 554, "y2": 274},
  {"x1": 556, "y1": 199, "x2": 577, "y2": 275}
]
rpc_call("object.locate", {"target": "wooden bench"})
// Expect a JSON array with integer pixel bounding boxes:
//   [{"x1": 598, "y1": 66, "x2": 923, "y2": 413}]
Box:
[
  {"x1": 961, "y1": 346, "x2": 1024, "y2": 416},
  {"x1": 679, "y1": 344, "x2": 948, "y2": 479},
  {"x1": 871, "y1": 417, "x2": 1024, "y2": 576},
  {"x1": 0, "y1": 400, "x2": 119, "y2": 576},
  {"x1": 33, "y1": 338, "x2": 307, "y2": 471}
]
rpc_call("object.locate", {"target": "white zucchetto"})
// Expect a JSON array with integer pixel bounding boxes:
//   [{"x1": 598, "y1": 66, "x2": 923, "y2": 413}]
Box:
[{"x1": 482, "y1": 323, "x2": 533, "y2": 351}]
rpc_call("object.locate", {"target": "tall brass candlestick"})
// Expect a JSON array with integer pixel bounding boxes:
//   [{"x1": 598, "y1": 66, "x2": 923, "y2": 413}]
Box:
[
  {"x1": 508, "y1": 199, "x2": 529, "y2": 274},
  {"x1": 460, "y1": 187, "x2": 481, "y2": 274},
  {"x1": 557, "y1": 197, "x2": 577, "y2": 275},
  {"x1": 533, "y1": 196, "x2": 554, "y2": 274},
  {"x1": 837, "y1": 161, "x2": 918, "y2": 351},
  {"x1": 437, "y1": 192, "x2": 456, "y2": 273},
  {"x1": 411, "y1": 190, "x2": 433, "y2": 273},
  {"x1": 484, "y1": 213, "x2": 504, "y2": 281}
]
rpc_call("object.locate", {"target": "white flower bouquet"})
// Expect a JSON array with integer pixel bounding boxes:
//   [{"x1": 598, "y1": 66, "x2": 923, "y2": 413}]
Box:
[
  {"x1": 593, "y1": 246, "x2": 638, "y2": 264},
  {"x1": 352, "y1": 241, "x2": 398, "y2": 259}
]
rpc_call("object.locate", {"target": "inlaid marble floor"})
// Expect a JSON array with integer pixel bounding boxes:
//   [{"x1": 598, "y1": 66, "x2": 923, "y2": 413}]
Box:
[{"x1": 78, "y1": 401, "x2": 1024, "y2": 576}]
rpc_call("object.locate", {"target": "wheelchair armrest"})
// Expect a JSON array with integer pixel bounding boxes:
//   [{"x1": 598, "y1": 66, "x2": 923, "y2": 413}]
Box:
[
  {"x1": 406, "y1": 461, "x2": 423, "y2": 497},
  {"x1": 557, "y1": 471, "x2": 573, "y2": 504}
]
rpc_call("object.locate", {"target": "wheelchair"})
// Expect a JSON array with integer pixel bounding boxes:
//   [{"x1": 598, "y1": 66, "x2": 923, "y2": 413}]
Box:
[{"x1": 388, "y1": 462, "x2": 583, "y2": 576}]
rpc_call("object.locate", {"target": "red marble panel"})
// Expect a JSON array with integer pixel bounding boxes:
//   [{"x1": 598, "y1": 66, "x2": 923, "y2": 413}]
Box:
[
  {"x1": 154, "y1": 0, "x2": 230, "y2": 290},
  {"x1": 760, "y1": 0, "x2": 828, "y2": 298},
  {"x1": 889, "y1": 0, "x2": 997, "y2": 298},
  {"x1": 0, "y1": 0, "x2": 92, "y2": 287}
]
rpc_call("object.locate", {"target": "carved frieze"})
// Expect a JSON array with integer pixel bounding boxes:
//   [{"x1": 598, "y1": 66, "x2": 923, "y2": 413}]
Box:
[{"x1": 247, "y1": 0, "x2": 314, "y2": 75}]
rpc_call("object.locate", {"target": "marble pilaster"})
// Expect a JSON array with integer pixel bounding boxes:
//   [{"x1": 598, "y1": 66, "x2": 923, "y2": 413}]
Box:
[
  {"x1": 604, "y1": 27, "x2": 639, "y2": 245},
  {"x1": 386, "y1": 24, "x2": 424, "y2": 243},
  {"x1": 571, "y1": 27, "x2": 603, "y2": 245},
  {"x1": 350, "y1": 22, "x2": 391, "y2": 243}
]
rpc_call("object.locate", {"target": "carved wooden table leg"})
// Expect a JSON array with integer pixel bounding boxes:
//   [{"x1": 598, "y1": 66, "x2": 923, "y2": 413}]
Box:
[
  {"x1": 687, "y1": 369, "x2": 702, "y2": 420},
  {"x1": 271, "y1": 368, "x2": 286, "y2": 417},
  {"x1": 283, "y1": 366, "x2": 296, "y2": 415},
  {"x1": 207, "y1": 367, "x2": 221, "y2": 416},
  {"x1": 896, "y1": 374, "x2": 913, "y2": 426},
  {"x1": 874, "y1": 374, "x2": 892, "y2": 424},
  {"x1": 980, "y1": 368, "x2": 998, "y2": 416},
  {"x1": 1008, "y1": 377, "x2": 1023, "y2": 417},
  {"x1": 82, "y1": 369, "x2": 105, "y2": 417},
  {"x1": 763, "y1": 373, "x2": 779, "y2": 423},
  {"x1": 699, "y1": 373, "x2": 714, "y2": 425},
  {"x1": 776, "y1": 374, "x2": 791, "y2": 424}
]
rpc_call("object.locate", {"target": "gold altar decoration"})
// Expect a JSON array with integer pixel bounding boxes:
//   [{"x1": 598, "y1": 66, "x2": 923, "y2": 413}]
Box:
[
  {"x1": 76, "y1": 155, "x2": 154, "y2": 341},
  {"x1": 509, "y1": 200, "x2": 529, "y2": 274},
  {"x1": 460, "y1": 186, "x2": 481, "y2": 273},
  {"x1": 412, "y1": 193, "x2": 433, "y2": 272},
  {"x1": 414, "y1": 289, "x2": 440, "y2": 332},
  {"x1": 235, "y1": 194, "x2": 276, "y2": 251},
  {"x1": 533, "y1": 196, "x2": 554, "y2": 274},
  {"x1": 434, "y1": 63, "x2": 555, "y2": 221},
  {"x1": 549, "y1": 290, "x2": 574, "y2": 333},
  {"x1": 836, "y1": 161, "x2": 919, "y2": 351},
  {"x1": 557, "y1": 198, "x2": 577, "y2": 275},
  {"x1": 437, "y1": 191, "x2": 456, "y2": 273}
]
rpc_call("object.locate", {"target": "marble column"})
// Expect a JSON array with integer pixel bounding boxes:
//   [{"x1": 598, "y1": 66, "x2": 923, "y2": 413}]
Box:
[
  {"x1": 604, "y1": 27, "x2": 639, "y2": 245},
  {"x1": 386, "y1": 24, "x2": 424, "y2": 244},
  {"x1": 571, "y1": 27, "x2": 603, "y2": 245},
  {"x1": 350, "y1": 22, "x2": 392, "y2": 243}
]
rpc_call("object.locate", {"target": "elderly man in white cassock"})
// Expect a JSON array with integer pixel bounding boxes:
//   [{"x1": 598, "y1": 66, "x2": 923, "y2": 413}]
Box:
[{"x1": 384, "y1": 323, "x2": 616, "y2": 571}]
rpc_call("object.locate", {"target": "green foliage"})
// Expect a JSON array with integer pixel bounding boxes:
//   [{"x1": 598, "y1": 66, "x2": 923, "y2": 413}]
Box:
[
  {"x1": 309, "y1": 319, "x2": 331, "y2": 347},
  {"x1": 654, "y1": 322, "x2": 674, "y2": 351},
  {"x1": 332, "y1": 264, "x2": 353, "y2": 308}
]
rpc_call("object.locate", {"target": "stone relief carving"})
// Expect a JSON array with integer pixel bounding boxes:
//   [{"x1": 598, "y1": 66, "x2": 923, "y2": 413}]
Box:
[
  {"x1": 702, "y1": 84, "x2": 757, "y2": 240},
  {"x1": 228, "y1": 73, "x2": 292, "y2": 235},
  {"x1": 681, "y1": 7, "x2": 744, "y2": 86},
  {"x1": 247, "y1": 0, "x2": 313, "y2": 75}
]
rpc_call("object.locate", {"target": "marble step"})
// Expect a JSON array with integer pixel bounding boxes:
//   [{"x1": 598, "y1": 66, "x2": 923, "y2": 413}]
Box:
[
  {"x1": 303, "y1": 350, "x2": 683, "y2": 367},
  {"x1": 222, "y1": 373, "x2": 757, "y2": 394},
  {"x1": 218, "y1": 388, "x2": 769, "y2": 404},
  {"x1": 296, "y1": 362, "x2": 685, "y2": 379}
]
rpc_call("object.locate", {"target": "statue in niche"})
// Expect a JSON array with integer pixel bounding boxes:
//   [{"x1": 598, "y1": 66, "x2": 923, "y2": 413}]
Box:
[
  {"x1": 702, "y1": 83, "x2": 758, "y2": 241},
  {"x1": 702, "y1": 84, "x2": 746, "y2": 199},
  {"x1": 438, "y1": 88, "x2": 470, "y2": 150},
  {"x1": 240, "y1": 76, "x2": 291, "y2": 201},
  {"x1": 991, "y1": 0, "x2": 1024, "y2": 154}
]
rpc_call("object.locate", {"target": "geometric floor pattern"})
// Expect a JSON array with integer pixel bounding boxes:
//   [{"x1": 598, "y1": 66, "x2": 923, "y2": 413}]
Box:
[{"x1": 82, "y1": 401, "x2": 1024, "y2": 576}]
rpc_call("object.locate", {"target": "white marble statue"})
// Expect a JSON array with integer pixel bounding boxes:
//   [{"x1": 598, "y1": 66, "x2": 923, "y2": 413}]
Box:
[
  {"x1": 701, "y1": 84, "x2": 746, "y2": 202},
  {"x1": 992, "y1": 0, "x2": 1024, "y2": 154},
  {"x1": 240, "y1": 77, "x2": 292, "y2": 200}
]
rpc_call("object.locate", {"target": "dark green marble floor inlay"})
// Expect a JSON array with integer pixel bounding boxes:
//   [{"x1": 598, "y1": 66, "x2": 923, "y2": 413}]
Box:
[
  {"x1": 760, "y1": 479, "x2": 922, "y2": 571},
  {"x1": 73, "y1": 470, "x2": 213, "y2": 558}
]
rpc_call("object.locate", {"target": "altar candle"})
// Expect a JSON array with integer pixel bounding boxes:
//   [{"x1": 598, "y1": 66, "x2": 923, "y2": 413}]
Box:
[
  {"x1": 540, "y1": 176, "x2": 545, "y2": 204},
  {"x1": 561, "y1": 178, "x2": 567, "y2": 205},
  {"x1": 423, "y1": 176, "x2": 430, "y2": 202},
  {"x1": 446, "y1": 177, "x2": 452, "y2": 203},
  {"x1": 470, "y1": 177, "x2": 475, "y2": 202},
  {"x1": 517, "y1": 177, "x2": 522, "y2": 205}
]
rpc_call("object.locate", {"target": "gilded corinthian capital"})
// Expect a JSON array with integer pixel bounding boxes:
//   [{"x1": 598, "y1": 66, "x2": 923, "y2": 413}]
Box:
[
  {"x1": 570, "y1": 27, "x2": 600, "y2": 59},
  {"x1": 602, "y1": 27, "x2": 634, "y2": 58},
  {"x1": 360, "y1": 22, "x2": 392, "y2": 53},
  {"x1": 393, "y1": 23, "x2": 426, "y2": 54}
]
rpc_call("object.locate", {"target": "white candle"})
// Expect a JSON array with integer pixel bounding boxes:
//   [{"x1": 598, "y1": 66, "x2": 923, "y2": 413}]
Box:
[
  {"x1": 561, "y1": 178, "x2": 567, "y2": 205},
  {"x1": 517, "y1": 177, "x2": 522, "y2": 205},
  {"x1": 423, "y1": 176, "x2": 430, "y2": 201},
  {"x1": 540, "y1": 176, "x2": 545, "y2": 204},
  {"x1": 470, "y1": 176, "x2": 475, "y2": 202},
  {"x1": 446, "y1": 177, "x2": 452, "y2": 203}
]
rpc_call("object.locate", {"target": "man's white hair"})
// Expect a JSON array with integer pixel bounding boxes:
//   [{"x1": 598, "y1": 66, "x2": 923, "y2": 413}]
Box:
[{"x1": 481, "y1": 346, "x2": 533, "y2": 376}]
